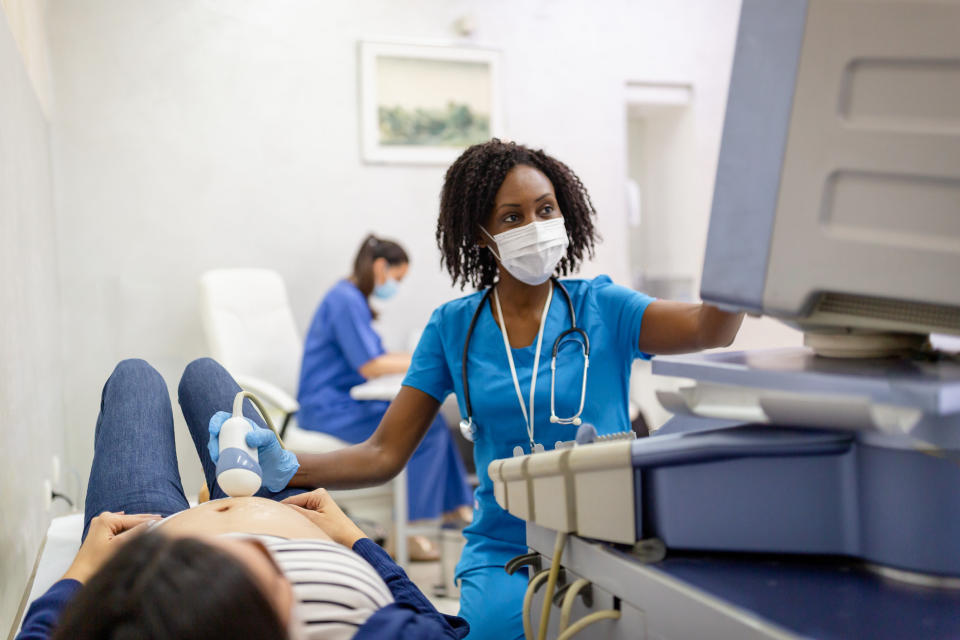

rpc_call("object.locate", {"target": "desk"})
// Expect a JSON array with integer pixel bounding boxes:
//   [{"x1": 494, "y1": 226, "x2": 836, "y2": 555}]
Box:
[{"x1": 350, "y1": 373, "x2": 405, "y2": 401}]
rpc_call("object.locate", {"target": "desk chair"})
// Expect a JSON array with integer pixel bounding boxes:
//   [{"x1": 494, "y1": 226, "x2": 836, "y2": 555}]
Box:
[{"x1": 198, "y1": 268, "x2": 419, "y2": 566}]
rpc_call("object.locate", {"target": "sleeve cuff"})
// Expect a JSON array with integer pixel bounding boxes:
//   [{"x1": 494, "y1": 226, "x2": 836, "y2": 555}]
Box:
[
  {"x1": 40, "y1": 579, "x2": 82, "y2": 606},
  {"x1": 16, "y1": 579, "x2": 83, "y2": 640},
  {"x1": 352, "y1": 538, "x2": 401, "y2": 576},
  {"x1": 399, "y1": 379, "x2": 448, "y2": 405}
]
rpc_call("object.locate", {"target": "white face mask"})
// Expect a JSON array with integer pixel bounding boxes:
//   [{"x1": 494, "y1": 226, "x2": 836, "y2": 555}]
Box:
[{"x1": 481, "y1": 218, "x2": 570, "y2": 285}]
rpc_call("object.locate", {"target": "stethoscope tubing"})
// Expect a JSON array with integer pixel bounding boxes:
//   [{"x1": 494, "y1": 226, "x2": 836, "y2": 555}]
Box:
[{"x1": 460, "y1": 278, "x2": 588, "y2": 439}]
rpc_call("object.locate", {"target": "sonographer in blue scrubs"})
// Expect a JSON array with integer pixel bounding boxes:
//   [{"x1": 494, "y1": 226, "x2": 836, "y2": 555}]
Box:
[
  {"x1": 403, "y1": 275, "x2": 655, "y2": 635},
  {"x1": 253, "y1": 142, "x2": 744, "y2": 640},
  {"x1": 297, "y1": 235, "x2": 473, "y2": 532}
]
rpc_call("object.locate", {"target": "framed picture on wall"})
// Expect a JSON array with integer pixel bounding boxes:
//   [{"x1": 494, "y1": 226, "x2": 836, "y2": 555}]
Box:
[{"x1": 359, "y1": 41, "x2": 503, "y2": 164}]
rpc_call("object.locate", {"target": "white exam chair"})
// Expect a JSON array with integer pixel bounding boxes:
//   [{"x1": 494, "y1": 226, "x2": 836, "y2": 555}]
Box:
[{"x1": 198, "y1": 268, "x2": 416, "y2": 566}]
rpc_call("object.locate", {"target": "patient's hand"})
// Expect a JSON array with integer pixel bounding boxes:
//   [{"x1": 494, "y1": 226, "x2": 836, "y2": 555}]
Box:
[
  {"x1": 63, "y1": 512, "x2": 160, "y2": 583},
  {"x1": 282, "y1": 489, "x2": 366, "y2": 548}
]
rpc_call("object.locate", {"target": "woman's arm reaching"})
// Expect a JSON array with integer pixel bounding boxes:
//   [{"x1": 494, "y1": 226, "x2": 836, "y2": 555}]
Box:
[
  {"x1": 638, "y1": 300, "x2": 744, "y2": 355},
  {"x1": 358, "y1": 352, "x2": 413, "y2": 379},
  {"x1": 289, "y1": 385, "x2": 442, "y2": 489}
]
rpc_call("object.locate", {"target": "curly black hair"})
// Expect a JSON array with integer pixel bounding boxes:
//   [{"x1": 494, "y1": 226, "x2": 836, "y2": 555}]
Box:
[{"x1": 437, "y1": 139, "x2": 599, "y2": 290}]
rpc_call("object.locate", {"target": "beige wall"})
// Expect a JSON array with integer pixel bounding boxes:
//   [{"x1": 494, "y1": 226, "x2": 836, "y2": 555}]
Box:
[{"x1": 0, "y1": 2, "x2": 64, "y2": 633}]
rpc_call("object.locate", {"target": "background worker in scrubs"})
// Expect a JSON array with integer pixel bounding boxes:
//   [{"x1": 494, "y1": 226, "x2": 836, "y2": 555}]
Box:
[
  {"x1": 252, "y1": 141, "x2": 743, "y2": 639},
  {"x1": 297, "y1": 234, "x2": 474, "y2": 559}
]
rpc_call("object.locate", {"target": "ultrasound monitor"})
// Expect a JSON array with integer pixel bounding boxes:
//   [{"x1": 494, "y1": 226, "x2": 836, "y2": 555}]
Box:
[{"x1": 701, "y1": 0, "x2": 960, "y2": 355}]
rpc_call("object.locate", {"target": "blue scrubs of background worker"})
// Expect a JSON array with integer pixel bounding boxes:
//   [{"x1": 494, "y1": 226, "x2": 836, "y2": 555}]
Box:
[{"x1": 297, "y1": 235, "x2": 473, "y2": 544}]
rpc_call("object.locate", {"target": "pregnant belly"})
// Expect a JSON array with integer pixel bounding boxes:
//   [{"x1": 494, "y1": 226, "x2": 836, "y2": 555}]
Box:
[{"x1": 157, "y1": 496, "x2": 331, "y2": 540}]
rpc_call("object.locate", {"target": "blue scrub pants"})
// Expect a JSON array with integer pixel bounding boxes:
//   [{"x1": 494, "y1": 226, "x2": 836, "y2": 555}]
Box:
[
  {"x1": 458, "y1": 566, "x2": 527, "y2": 640},
  {"x1": 83, "y1": 358, "x2": 305, "y2": 540}
]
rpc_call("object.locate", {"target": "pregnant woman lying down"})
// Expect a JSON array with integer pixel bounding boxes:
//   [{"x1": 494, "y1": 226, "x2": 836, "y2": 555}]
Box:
[{"x1": 16, "y1": 358, "x2": 467, "y2": 640}]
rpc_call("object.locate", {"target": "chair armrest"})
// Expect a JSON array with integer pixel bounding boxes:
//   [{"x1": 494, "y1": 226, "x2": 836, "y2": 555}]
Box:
[{"x1": 233, "y1": 375, "x2": 300, "y2": 415}]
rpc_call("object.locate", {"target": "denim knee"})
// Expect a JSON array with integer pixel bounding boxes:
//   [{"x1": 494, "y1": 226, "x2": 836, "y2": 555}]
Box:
[
  {"x1": 99, "y1": 359, "x2": 169, "y2": 436},
  {"x1": 179, "y1": 357, "x2": 223, "y2": 396},
  {"x1": 112, "y1": 357, "x2": 156, "y2": 376},
  {"x1": 109, "y1": 358, "x2": 164, "y2": 391}
]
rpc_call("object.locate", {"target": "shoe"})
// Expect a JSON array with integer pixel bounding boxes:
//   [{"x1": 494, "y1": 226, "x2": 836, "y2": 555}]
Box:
[
  {"x1": 408, "y1": 535, "x2": 440, "y2": 562},
  {"x1": 442, "y1": 505, "x2": 474, "y2": 529},
  {"x1": 385, "y1": 534, "x2": 440, "y2": 562}
]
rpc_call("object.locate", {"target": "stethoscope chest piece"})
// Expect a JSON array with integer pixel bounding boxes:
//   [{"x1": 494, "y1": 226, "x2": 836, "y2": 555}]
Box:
[{"x1": 459, "y1": 418, "x2": 476, "y2": 442}]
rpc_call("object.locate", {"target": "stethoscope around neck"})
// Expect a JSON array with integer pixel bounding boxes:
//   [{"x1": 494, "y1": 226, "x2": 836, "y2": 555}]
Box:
[{"x1": 458, "y1": 277, "x2": 590, "y2": 443}]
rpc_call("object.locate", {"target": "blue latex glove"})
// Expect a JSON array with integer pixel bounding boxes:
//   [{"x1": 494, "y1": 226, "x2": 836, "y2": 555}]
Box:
[{"x1": 208, "y1": 411, "x2": 300, "y2": 492}]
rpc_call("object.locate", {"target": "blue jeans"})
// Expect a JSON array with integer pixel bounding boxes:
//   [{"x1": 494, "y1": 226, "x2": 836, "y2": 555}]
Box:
[{"x1": 83, "y1": 358, "x2": 305, "y2": 540}]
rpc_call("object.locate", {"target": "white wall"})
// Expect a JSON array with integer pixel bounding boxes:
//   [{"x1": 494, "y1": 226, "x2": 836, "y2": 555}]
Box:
[
  {"x1": 0, "y1": 0, "x2": 53, "y2": 115},
  {"x1": 40, "y1": 0, "x2": 621, "y2": 497},
  {"x1": 0, "y1": 1, "x2": 64, "y2": 632},
  {"x1": 619, "y1": 1, "x2": 803, "y2": 428},
  {"x1": 627, "y1": 108, "x2": 698, "y2": 292},
  {"x1": 621, "y1": 1, "x2": 739, "y2": 290},
  {"x1": 44, "y1": 0, "x2": 765, "y2": 497}
]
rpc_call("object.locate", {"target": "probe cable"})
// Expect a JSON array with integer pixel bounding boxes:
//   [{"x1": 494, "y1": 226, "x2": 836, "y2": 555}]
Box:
[{"x1": 232, "y1": 390, "x2": 287, "y2": 449}]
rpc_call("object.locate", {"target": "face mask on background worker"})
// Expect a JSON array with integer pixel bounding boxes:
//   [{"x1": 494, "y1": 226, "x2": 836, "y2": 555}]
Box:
[
  {"x1": 482, "y1": 218, "x2": 569, "y2": 285},
  {"x1": 373, "y1": 277, "x2": 399, "y2": 300}
]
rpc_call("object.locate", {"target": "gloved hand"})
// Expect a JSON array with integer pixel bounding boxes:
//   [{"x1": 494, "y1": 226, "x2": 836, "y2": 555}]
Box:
[{"x1": 208, "y1": 411, "x2": 300, "y2": 492}]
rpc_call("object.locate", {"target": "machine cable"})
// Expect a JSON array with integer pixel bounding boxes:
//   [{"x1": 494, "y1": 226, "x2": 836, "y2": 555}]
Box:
[
  {"x1": 558, "y1": 578, "x2": 592, "y2": 633},
  {"x1": 522, "y1": 570, "x2": 552, "y2": 640},
  {"x1": 535, "y1": 531, "x2": 568, "y2": 640},
  {"x1": 556, "y1": 608, "x2": 621, "y2": 640}
]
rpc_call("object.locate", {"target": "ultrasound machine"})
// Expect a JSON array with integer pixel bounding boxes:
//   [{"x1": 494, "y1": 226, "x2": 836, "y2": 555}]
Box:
[{"x1": 488, "y1": 1, "x2": 960, "y2": 637}]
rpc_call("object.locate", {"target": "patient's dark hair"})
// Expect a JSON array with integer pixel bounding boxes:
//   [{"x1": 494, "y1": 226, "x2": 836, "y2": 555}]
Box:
[
  {"x1": 437, "y1": 138, "x2": 599, "y2": 290},
  {"x1": 52, "y1": 532, "x2": 287, "y2": 640},
  {"x1": 351, "y1": 233, "x2": 408, "y2": 318}
]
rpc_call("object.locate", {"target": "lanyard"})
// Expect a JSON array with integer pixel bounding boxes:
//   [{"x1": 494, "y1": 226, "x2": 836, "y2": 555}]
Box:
[{"x1": 493, "y1": 283, "x2": 553, "y2": 452}]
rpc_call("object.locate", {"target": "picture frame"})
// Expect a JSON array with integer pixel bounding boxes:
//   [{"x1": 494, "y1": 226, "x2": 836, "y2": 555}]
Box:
[{"x1": 358, "y1": 40, "x2": 503, "y2": 165}]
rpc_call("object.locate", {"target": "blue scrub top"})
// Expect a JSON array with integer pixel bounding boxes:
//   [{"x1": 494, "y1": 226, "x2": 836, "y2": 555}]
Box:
[
  {"x1": 402, "y1": 275, "x2": 654, "y2": 576},
  {"x1": 297, "y1": 280, "x2": 386, "y2": 430}
]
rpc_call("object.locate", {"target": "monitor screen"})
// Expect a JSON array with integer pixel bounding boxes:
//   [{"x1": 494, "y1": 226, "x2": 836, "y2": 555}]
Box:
[{"x1": 701, "y1": 0, "x2": 960, "y2": 343}]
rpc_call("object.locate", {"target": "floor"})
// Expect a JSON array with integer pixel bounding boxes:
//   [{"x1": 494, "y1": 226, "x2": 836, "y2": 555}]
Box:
[{"x1": 406, "y1": 556, "x2": 462, "y2": 616}]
